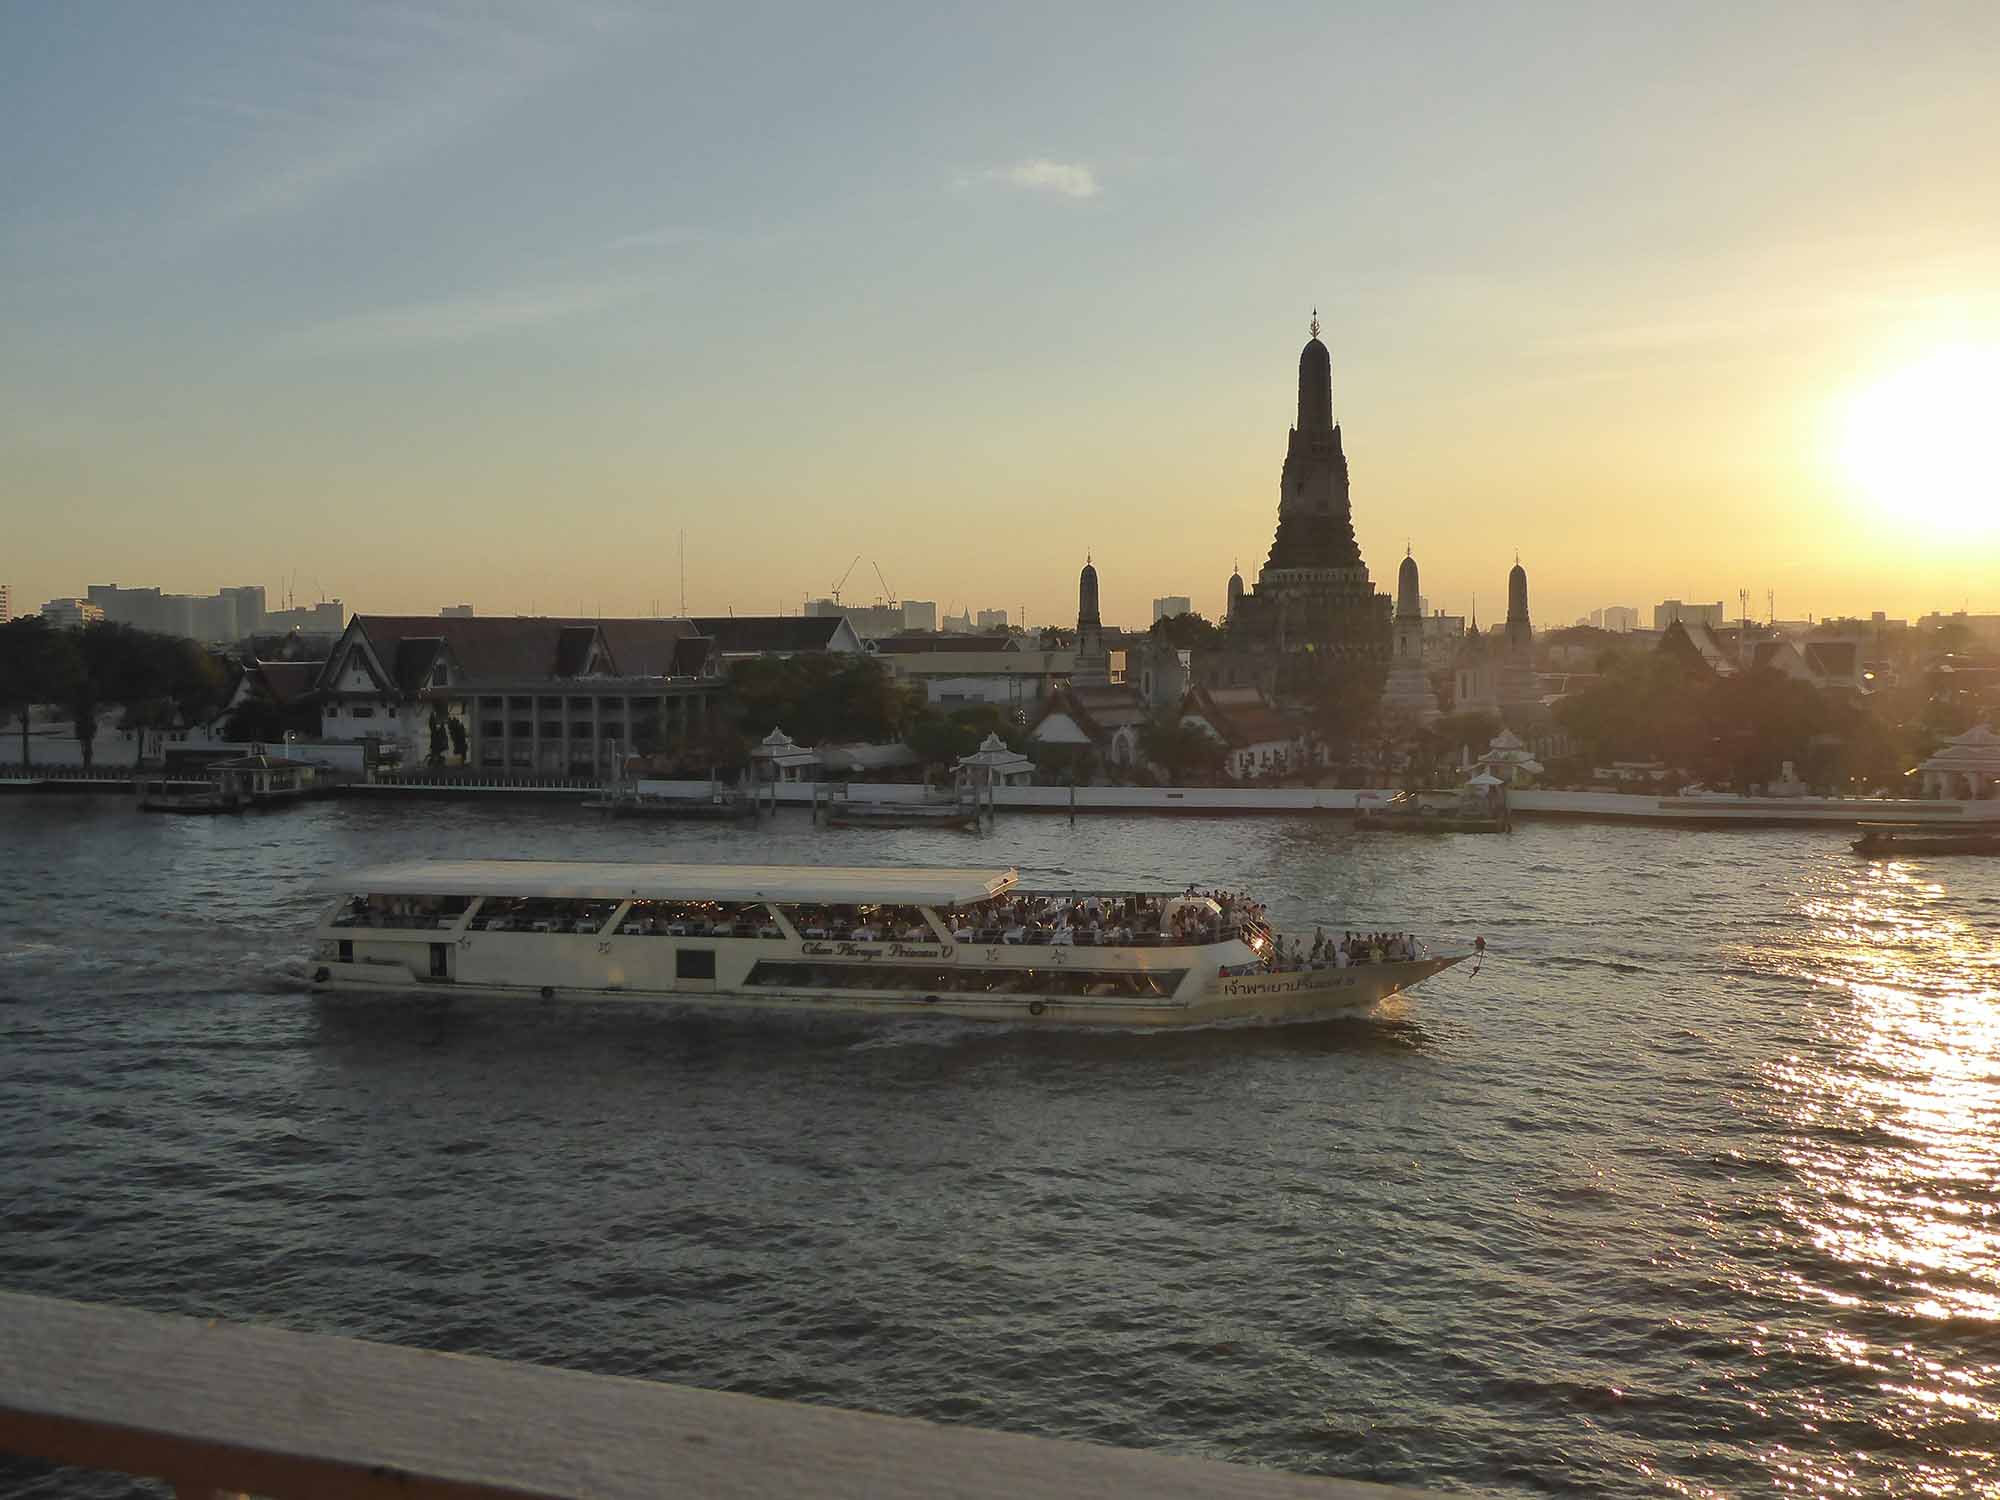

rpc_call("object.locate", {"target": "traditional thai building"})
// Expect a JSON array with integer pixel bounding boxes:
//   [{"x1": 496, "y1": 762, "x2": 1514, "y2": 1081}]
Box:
[
  {"x1": 1379, "y1": 548, "x2": 1440, "y2": 724},
  {"x1": 1917, "y1": 723, "x2": 2000, "y2": 800},
  {"x1": 313, "y1": 615, "x2": 723, "y2": 772},
  {"x1": 1200, "y1": 317, "x2": 1390, "y2": 703},
  {"x1": 689, "y1": 616, "x2": 862, "y2": 660},
  {"x1": 1474, "y1": 727, "x2": 1545, "y2": 787},
  {"x1": 1498, "y1": 556, "x2": 1540, "y2": 711},
  {"x1": 954, "y1": 732, "x2": 1036, "y2": 789},
  {"x1": 1454, "y1": 608, "x2": 1500, "y2": 717},
  {"x1": 1072, "y1": 557, "x2": 1110, "y2": 688},
  {"x1": 1180, "y1": 685, "x2": 1311, "y2": 781},
  {"x1": 1029, "y1": 684, "x2": 1150, "y2": 770}
]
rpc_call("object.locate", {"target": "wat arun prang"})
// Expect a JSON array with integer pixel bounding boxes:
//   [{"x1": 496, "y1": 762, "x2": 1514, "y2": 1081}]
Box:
[{"x1": 1205, "y1": 317, "x2": 1391, "y2": 710}]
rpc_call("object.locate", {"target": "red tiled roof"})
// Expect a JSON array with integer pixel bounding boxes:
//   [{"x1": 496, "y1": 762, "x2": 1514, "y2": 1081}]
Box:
[
  {"x1": 254, "y1": 661, "x2": 322, "y2": 705},
  {"x1": 598, "y1": 618, "x2": 705, "y2": 676},
  {"x1": 691, "y1": 617, "x2": 851, "y2": 654},
  {"x1": 334, "y1": 616, "x2": 715, "y2": 694}
]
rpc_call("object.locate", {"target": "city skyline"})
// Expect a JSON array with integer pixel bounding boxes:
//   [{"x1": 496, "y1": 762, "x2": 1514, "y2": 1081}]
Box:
[{"x1": 3, "y1": 4, "x2": 1996, "y2": 630}]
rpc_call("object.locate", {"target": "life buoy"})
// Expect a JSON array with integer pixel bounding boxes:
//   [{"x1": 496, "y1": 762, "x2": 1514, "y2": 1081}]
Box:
[{"x1": 1028, "y1": 1000, "x2": 1047, "y2": 1017}]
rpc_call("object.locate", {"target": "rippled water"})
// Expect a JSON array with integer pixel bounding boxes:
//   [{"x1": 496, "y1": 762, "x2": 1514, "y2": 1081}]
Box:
[{"x1": 2, "y1": 796, "x2": 1996, "y2": 1496}]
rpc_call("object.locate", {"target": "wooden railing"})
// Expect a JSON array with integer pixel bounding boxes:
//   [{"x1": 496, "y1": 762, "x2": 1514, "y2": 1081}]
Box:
[
  {"x1": 0, "y1": 1293, "x2": 1435, "y2": 1499},
  {"x1": 361, "y1": 769, "x2": 603, "y2": 791}
]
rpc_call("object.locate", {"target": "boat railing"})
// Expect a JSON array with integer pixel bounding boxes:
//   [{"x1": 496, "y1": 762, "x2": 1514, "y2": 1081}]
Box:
[{"x1": 0, "y1": 1291, "x2": 1427, "y2": 1500}]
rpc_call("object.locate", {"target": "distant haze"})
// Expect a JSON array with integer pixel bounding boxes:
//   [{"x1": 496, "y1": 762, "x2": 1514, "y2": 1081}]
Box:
[{"x1": 3, "y1": 3, "x2": 1996, "y2": 629}]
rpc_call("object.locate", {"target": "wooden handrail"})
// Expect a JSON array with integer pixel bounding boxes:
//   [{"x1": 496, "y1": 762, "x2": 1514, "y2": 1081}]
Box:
[{"x1": 0, "y1": 1293, "x2": 1433, "y2": 1499}]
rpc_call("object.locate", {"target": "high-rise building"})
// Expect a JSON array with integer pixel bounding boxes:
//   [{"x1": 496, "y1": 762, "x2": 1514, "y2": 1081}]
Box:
[
  {"x1": 0, "y1": 582, "x2": 11, "y2": 620},
  {"x1": 220, "y1": 586, "x2": 266, "y2": 634},
  {"x1": 1152, "y1": 595, "x2": 1192, "y2": 623},
  {"x1": 975, "y1": 608, "x2": 1009, "y2": 631},
  {"x1": 86, "y1": 581, "x2": 281, "y2": 641},
  {"x1": 263, "y1": 599, "x2": 346, "y2": 634},
  {"x1": 1654, "y1": 599, "x2": 1724, "y2": 630},
  {"x1": 41, "y1": 598, "x2": 105, "y2": 628},
  {"x1": 1602, "y1": 606, "x2": 1639, "y2": 633},
  {"x1": 901, "y1": 600, "x2": 938, "y2": 633},
  {"x1": 441, "y1": 604, "x2": 475, "y2": 618},
  {"x1": 1421, "y1": 611, "x2": 1466, "y2": 662}
]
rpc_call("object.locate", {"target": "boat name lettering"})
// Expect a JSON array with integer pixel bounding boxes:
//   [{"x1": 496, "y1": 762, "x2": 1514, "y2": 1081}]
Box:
[
  {"x1": 1221, "y1": 974, "x2": 1358, "y2": 998},
  {"x1": 800, "y1": 941, "x2": 953, "y2": 960}
]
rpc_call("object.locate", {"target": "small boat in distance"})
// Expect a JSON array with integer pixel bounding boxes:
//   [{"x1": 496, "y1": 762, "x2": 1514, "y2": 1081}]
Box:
[
  {"x1": 1355, "y1": 776, "x2": 1511, "y2": 833},
  {"x1": 309, "y1": 860, "x2": 1472, "y2": 1027},
  {"x1": 582, "y1": 780, "x2": 756, "y2": 821},
  {"x1": 137, "y1": 752, "x2": 320, "y2": 814},
  {"x1": 816, "y1": 783, "x2": 983, "y2": 831},
  {"x1": 1851, "y1": 825, "x2": 2000, "y2": 857}
]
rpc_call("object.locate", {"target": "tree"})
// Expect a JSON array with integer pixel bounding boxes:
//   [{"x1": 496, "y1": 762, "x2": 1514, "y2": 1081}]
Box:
[
  {"x1": 221, "y1": 697, "x2": 289, "y2": 745},
  {"x1": 727, "y1": 654, "x2": 917, "y2": 746},
  {"x1": 1433, "y1": 709, "x2": 1501, "y2": 763},
  {"x1": 447, "y1": 717, "x2": 468, "y2": 763},
  {"x1": 1030, "y1": 742, "x2": 1095, "y2": 786},
  {"x1": 1305, "y1": 656, "x2": 1389, "y2": 770},
  {"x1": 1137, "y1": 711, "x2": 1228, "y2": 784},
  {"x1": 904, "y1": 703, "x2": 1022, "y2": 773},
  {"x1": 65, "y1": 621, "x2": 167, "y2": 767},
  {"x1": 1149, "y1": 612, "x2": 1224, "y2": 650},
  {"x1": 0, "y1": 618, "x2": 80, "y2": 766},
  {"x1": 427, "y1": 705, "x2": 450, "y2": 767}
]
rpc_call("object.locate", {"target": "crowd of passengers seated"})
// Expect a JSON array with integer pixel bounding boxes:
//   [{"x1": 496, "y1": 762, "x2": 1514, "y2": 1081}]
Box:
[
  {"x1": 1251, "y1": 928, "x2": 1423, "y2": 973},
  {"x1": 940, "y1": 888, "x2": 1268, "y2": 948}
]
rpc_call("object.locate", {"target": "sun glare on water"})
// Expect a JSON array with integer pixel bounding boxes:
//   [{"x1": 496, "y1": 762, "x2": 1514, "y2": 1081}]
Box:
[{"x1": 1841, "y1": 345, "x2": 2000, "y2": 532}]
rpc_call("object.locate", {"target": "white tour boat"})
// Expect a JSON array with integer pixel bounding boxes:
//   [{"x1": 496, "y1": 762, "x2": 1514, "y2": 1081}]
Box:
[{"x1": 308, "y1": 860, "x2": 1472, "y2": 1027}]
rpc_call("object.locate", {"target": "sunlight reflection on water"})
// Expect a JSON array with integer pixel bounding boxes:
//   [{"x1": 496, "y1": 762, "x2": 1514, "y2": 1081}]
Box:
[{"x1": 1742, "y1": 860, "x2": 2000, "y2": 1491}]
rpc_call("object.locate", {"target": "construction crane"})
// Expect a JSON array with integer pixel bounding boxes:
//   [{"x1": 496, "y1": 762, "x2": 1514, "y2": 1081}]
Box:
[
  {"x1": 872, "y1": 560, "x2": 894, "y2": 602},
  {"x1": 831, "y1": 554, "x2": 862, "y2": 606}
]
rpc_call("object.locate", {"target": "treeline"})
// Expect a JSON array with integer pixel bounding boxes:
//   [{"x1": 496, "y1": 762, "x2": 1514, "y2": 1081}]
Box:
[
  {"x1": 0, "y1": 617, "x2": 227, "y2": 766},
  {"x1": 651, "y1": 654, "x2": 1029, "y2": 777},
  {"x1": 1553, "y1": 649, "x2": 1940, "y2": 791}
]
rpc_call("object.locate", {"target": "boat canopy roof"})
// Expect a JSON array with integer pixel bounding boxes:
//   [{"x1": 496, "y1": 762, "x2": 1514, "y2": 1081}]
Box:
[{"x1": 335, "y1": 859, "x2": 1020, "y2": 906}]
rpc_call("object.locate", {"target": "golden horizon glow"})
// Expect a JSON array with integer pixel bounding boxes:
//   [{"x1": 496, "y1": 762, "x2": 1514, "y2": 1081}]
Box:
[{"x1": 1841, "y1": 346, "x2": 2000, "y2": 535}]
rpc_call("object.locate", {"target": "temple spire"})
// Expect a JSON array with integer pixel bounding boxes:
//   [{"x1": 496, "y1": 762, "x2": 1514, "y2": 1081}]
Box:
[{"x1": 1310, "y1": 307, "x2": 1320, "y2": 340}]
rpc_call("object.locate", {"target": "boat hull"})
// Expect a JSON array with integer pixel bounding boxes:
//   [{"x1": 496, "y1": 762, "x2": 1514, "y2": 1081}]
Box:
[
  {"x1": 310, "y1": 952, "x2": 1468, "y2": 1028},
  {"x1": 1852, "y1": 834, "x2": 2000, "y2": 856}
]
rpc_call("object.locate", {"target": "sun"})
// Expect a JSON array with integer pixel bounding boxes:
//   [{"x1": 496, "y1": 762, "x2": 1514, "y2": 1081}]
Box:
[{"x1": 1840, "y1": 345, "x2": 2000, "y2": 531}]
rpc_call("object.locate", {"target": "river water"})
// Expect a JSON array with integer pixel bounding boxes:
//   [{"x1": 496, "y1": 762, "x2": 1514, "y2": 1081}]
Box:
[{"x1": 2, "y1": 796, "x2": 1996, "y2": 1497}]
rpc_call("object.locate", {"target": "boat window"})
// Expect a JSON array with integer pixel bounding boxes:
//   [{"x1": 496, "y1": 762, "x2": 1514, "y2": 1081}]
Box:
[
  {"x1": 778, "y1": 903, "x2": 935, "y2": 940},
  {"x1": 467, "y1": 896, "x2": 621, "y2": 934},
  {"x1": 615, "y1": 900, "x2": 777, "y2": 937},
  {"x1": 744, "y1": 962, "x2": 1185, "y2": 999},
  {"x1": 332, "y1": 894, "x2": 471, "y2": 930},
  {"x1": 676, "y1": 948, "x2": 717, "y2": 980}
]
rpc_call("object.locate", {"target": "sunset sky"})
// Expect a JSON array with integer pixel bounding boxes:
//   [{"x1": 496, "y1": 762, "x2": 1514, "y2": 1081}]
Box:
[{"x1": 4, "y1": 2, "x2": 1997, "y2": 631}]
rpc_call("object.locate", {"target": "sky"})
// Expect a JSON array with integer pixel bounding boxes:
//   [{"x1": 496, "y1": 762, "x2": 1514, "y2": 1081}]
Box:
[{"x1": 3, "y1": 1, "x2": 1997, "y2": 632}]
